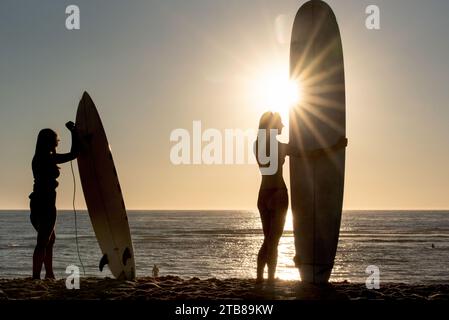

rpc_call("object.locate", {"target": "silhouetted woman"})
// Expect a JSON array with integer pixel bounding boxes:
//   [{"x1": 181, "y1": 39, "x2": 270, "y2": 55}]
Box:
[
  {"x1": 29, "y1": 121, "x2": 79, "y2": 279},
  {"x1": 255, "y1": 112, "x2": 346, "y2": 283}
]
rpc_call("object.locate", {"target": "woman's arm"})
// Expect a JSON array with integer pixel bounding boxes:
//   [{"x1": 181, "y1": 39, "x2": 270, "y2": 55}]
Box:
[
  {"x1": 287, "y1": 136, "x2": 348, "y2": 159},
  {"x1": 54, "y1": 121, "x2": 80, "y2": 164}
]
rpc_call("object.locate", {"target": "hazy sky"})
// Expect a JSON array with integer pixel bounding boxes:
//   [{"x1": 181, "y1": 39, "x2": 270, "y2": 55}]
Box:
[{"x1": 1, "y1": 0, "x2": 448, "y2": 210}]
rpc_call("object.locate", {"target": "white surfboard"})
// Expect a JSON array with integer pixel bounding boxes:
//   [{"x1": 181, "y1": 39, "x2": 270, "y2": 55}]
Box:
[
  {"x1": 76, "y1": 91, "x2": 136, "y2": 280},
  {"x1": 289, "y1": 0, "x2": 346, "y2": 284}
]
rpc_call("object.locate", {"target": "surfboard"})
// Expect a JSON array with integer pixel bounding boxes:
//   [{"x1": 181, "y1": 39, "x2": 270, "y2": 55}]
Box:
[
  {"x1": 289, "y1": 0, "x2": 346, "y2": 284},
  {"x1": 76, "y1": 91, "x2": 136, "y2": 280}
]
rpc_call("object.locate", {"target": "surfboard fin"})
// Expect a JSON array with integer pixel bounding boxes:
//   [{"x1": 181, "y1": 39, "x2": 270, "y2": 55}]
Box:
[
  {"x1": 122, "y1": 247, "x2": 132, "y2": 265},
  {"x1": 99, "y1": 254, "x2": 109, "y2": 272}
]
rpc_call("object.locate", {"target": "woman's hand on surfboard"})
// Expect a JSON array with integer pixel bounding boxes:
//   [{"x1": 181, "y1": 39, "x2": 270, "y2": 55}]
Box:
[
  {"x1": 317, "y1": 136, "x2": 347, "y2": 155},
  {"x1": 332, "y1": 136, "x2": 348, "y2": 150},
  {"x1": 334, "y1": 136, "x2": 348, "y2": 149},
  {"x1": 65, "y1": 121, "x2": 76, "y2": 132}
]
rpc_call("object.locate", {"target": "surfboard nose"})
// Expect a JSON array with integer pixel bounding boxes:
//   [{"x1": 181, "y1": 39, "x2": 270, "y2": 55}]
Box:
[{"x1": 82, "y1": 91, "x2": 91, "y2": 100}]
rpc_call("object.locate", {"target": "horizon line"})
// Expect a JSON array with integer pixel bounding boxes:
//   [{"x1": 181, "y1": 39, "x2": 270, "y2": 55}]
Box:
[{"x1": 1, "y1": 208, "x2": 449, "y2": 212}]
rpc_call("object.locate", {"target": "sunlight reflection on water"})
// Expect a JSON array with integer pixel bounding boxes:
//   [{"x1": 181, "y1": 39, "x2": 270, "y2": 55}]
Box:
[{"x1": 1, "y1": 210, "x2": 448, "y2": 283}]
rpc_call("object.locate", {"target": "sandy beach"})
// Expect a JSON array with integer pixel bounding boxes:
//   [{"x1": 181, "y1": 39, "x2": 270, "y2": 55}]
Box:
[{"x1": 0, "y1": 276, "x2": 448, "y2": 301}]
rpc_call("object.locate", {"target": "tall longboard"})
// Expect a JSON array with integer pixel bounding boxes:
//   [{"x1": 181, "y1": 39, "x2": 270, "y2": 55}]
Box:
[
  {"x1": 76, "y1": 91, "x2": 136, "y2": 280},
  {"x1": 289, "y1": 0, "x2": 346, "y2": 283}
]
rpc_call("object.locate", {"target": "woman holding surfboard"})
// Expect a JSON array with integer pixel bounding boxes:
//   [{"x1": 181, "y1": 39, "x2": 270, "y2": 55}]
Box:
[
  {"x1": 254, "y1": 112, "x2": 346, "y2": 284},
  {"x1": 29, "y1": 121, "x2": 79, "y2": 280}
]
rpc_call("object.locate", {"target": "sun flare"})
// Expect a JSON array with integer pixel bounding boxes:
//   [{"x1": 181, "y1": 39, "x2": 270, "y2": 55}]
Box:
[
  {"x1": 250, "y1": 65, "x2": 303, "y2": 126},
  {"x1": 258, "y1": 75, "x2": 302, "y2": 112}
]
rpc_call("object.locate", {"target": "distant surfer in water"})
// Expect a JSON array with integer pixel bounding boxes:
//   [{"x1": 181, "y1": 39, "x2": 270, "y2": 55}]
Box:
[
  {"x1": 29, "y1": 121, "x2": 79, "y2": 280},
  {"x1": 254, "y1": 112, "x2": 346, "y2": 284}
]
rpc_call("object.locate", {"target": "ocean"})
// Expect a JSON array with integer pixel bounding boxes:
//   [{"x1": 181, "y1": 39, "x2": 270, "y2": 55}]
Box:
[{"x1": 0, "y1": 210, "x2": 448, "y2": 284}]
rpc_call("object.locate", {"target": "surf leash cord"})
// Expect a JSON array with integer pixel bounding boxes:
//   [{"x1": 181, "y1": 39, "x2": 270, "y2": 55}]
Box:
[{"x1": 70, "y1": 160, "x2": 86, "y2": 276}]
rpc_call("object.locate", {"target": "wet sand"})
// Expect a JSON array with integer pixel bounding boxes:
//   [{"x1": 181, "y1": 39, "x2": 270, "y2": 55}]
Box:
[{"x1": 1, "y1": 276, "x2": 448, "y2": 301}]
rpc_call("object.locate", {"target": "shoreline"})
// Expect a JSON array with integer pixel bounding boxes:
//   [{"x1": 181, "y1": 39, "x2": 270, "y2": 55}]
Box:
[{"x1": 1, "y1": 276, "x2": 448, "y2": 301}]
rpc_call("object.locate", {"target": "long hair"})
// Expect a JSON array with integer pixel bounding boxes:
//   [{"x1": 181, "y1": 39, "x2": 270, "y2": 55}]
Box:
[
  {"x1": 35, "y1": 128, "x2": 57, "y2": 156},
  {"x1": 258, "y1": 112, "x2": 282, "y2": 130}
]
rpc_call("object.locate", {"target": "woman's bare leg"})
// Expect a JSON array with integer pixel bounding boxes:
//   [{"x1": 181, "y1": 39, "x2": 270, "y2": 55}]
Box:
[
  {"x1": 257, "y1": 241, "x2": 267, "y2": 282},
  {"x1": 44, "y1": 231, "x2": 56, "y2": 279},
  {"x1": 32, "y1": 245, "x2": 45, "y2": 280},
  {"x1": 266, "y1": 235, "x2": 282, "y2": 282}
]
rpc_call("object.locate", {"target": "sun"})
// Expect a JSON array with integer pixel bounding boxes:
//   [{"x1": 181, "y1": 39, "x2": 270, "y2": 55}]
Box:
[
  {"x1": 249, "y1": 64, "x2": 303, "y2": 124},
  {"x1": 264, "y1": 76, "x2": 302, "y2": 112}
]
